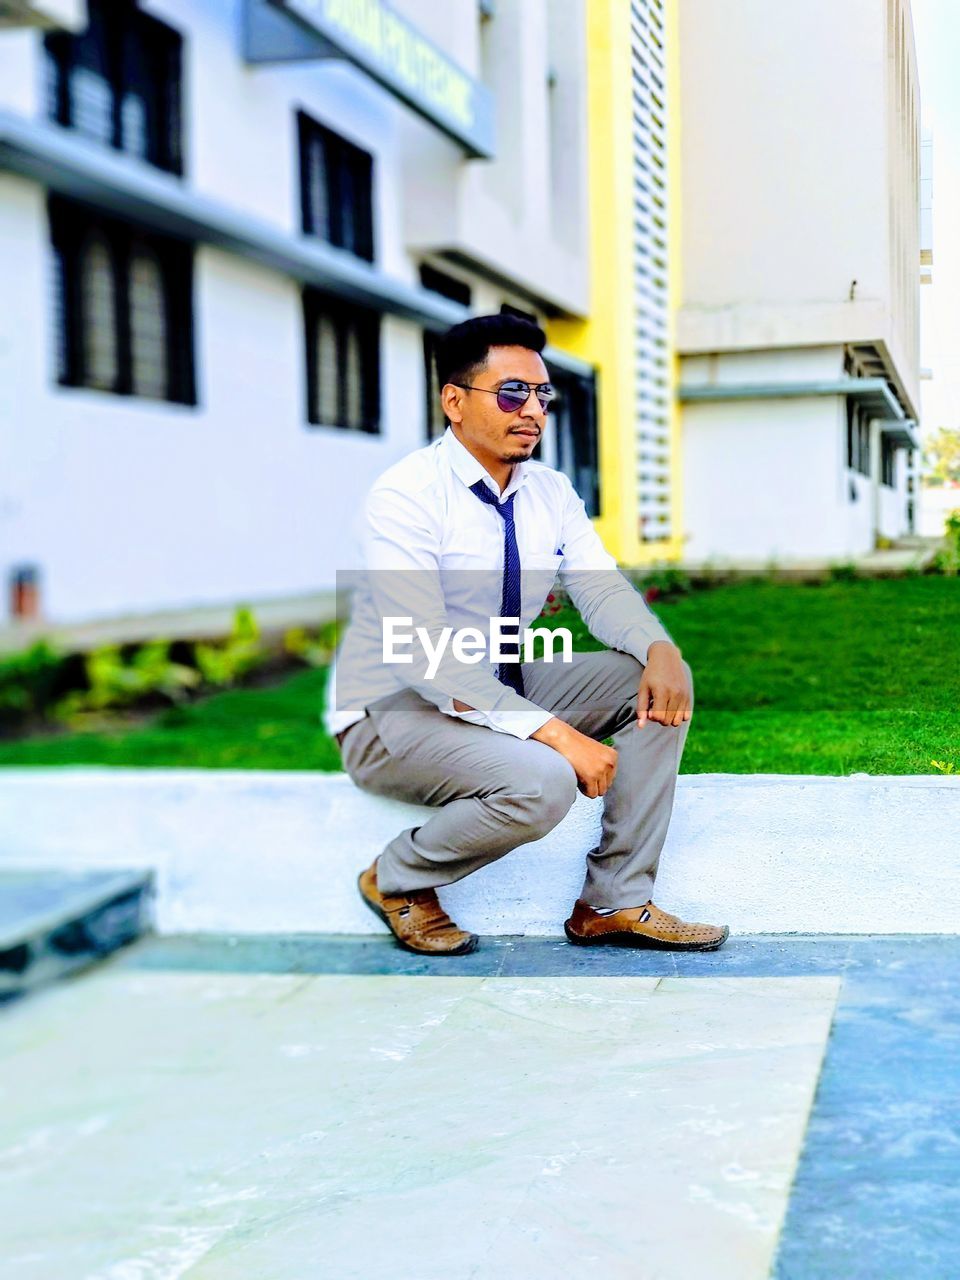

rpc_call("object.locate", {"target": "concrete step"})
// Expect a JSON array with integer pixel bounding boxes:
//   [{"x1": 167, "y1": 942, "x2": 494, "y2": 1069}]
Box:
[
  {"x1": 0, "y1": 769, "x2": 958, "y2": 937},
  {"x1": 0, "y1": 867, "x2": 153, "y2": 1000},
  {"x1": 891, "y1": 533, "x2": 945, "y2": 547},
  {"x1": 0, "y1": 590, "x2": 338, "y2": 655},
  {"x1": 677, "y1": 542, "x2": 942, "y2": 576}
]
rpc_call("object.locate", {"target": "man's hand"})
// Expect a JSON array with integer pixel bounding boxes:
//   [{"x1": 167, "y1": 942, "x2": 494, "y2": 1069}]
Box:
[
  {"x1": 637, "y1": 642, "x2": 692, "y2": 728},
  {"x1": 531, "y1": 717, "x2": 618, "y2": 798}
]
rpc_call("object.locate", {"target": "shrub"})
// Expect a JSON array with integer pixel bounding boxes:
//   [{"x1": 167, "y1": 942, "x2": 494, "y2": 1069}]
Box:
[
  {"x1": 54, "y1": 640, "x2": 200, "y2": 722},
  {"x1": 828, "y1": 561, "x2": 859, "y2": 583},
  {"x1": 932, "y1": 510, "x2": 960, "y2": 577},
  {"x1": 625, "y1": 566, "x2": 693, "y2": 600},
  {"x1": 0, "y1": 640, "x2": 65, "y2": 726},
  {"x1": 284, "y1": 617, "x2": 343, "y2": 667},
  {"x1": 194, "y1": 607, "x2": 267, "y2": 687}
]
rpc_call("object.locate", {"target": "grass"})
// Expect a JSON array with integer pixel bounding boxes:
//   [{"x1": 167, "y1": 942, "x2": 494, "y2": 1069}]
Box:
[
  {"x1": 0, "y1": 576, "x2": 957, "y2": 775},
  {"x1": 0, "y1": 667, "x2": 341, "y2": 771}
]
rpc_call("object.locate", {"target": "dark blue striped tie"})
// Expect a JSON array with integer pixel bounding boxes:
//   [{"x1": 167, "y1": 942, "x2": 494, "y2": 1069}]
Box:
[{"x1": 469, "y1": 479, "x2": 524, "y2": 695}]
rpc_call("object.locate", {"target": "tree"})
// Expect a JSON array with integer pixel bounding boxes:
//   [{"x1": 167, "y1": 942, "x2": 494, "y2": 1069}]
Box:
[{"x1": 922, "y1": 427, "x2": 960, "y2": 487}]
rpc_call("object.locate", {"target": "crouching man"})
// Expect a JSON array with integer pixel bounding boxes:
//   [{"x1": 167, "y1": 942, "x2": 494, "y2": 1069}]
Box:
[{"x1": 326, "y1": 313, "x2": 728, "y2": 956}]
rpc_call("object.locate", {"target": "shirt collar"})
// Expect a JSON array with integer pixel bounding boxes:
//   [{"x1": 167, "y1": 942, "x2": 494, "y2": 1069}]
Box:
[{"x1": 440, "y1": 427, "x2": 530, "y2": 501}]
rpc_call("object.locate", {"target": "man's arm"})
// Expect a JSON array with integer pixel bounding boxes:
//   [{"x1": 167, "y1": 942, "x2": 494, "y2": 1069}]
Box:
[
  {"x1": 448, "y1": 696, "x2": 618, "y2": 797},
  {"x1": 555, "y1": 477, "x2": 693, "y2": 728}
]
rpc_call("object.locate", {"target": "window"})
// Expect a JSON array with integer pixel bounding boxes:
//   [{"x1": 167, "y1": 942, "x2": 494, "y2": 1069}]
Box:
[
  {"x1": 304, "y1": 291, "x2": 380, "y2": 432},
  {"x1": 44, "y1": 0, "x2": 183, "y2": 176},
  {"x1": 420, "y1": 268, "x2": 472, "y2": 441},
  {"x1": 548, "y1": 365, "x2": 600, "y2": 517},
  {"x1": 298, "y1": 112, "x2": 374, "y2": 261},
  {"x1": 845, "y1": 399, "x2": 871, "y2": 477},
  {"x1": 48, "y1": 196, "x2": 195, "y2": 404},
  {"x1": 419, "y1": 264, "x2": 472, "y2": 308},
  {"x1": 423, "y1": 332, "x2": 446, "y2": 441}
]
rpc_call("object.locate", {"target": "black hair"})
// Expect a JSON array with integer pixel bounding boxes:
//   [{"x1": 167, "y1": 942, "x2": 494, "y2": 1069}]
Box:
[{"x1": 434, "y1": 312, "x2": 547, "y2": 391}]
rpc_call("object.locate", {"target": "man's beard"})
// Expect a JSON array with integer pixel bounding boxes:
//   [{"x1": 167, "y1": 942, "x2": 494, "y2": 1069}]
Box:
[{"x1": 501, "y1": 437, "x2": 538, "y2": 460}]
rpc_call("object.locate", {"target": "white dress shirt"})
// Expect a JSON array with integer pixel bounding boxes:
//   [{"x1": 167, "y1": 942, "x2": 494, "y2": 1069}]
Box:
[{"x1": 325, "y1": 427, "x2": 674, "y2": 740}]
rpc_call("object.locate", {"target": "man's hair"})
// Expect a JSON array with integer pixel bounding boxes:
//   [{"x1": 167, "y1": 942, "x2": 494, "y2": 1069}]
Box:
[{"x1": 434, "y1": 313, "x2": 547, "y2": 391}]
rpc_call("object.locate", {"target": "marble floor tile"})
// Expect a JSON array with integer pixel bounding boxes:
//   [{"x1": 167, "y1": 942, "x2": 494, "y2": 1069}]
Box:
[
  {"x1": 772, "y1": 940, "x2": 960, "y2": 1279},
  {"x1": 0, "y1": 970, "x2": 839, "y2": 1280}
]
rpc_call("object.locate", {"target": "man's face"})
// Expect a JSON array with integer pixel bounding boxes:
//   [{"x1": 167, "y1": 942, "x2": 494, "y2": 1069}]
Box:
[{"x1": 442, "y1": 345, "x2": 550, "y2": 473}]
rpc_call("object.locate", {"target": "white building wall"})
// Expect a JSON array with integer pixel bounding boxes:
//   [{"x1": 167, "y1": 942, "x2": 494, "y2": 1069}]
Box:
[
  {"x1": 680, "y1": 346, "x2": 870, "y2": 562},
  {"x1": 676, "y1": 0, "x2": 920, "y2": 563},
  {"x1": 682, "y1": 396, "x2": 850, "y2": 564},
  {"x1": 919, "y1": 486, "x2": 960, "y2": 539},
  {"x1": 0, "y1": 27, "x2": 39, "y2": 112},
  {"x1": 157, "y1": 0, "x2": 414, "y2": 282},
  {"x1": 676, "y1": 0, "x2": 897, "y2": 365},
  {"x1": 399, "y1": 0, "x2": 589, "y2": 314},
  {"x1": 878, "y1": 465, "x2": 908, "y2": 540},
  {"x1": 0, "y1": 0, "x2": 589, "y2": 625},
  {"x1": 846, "y1": 467, "x2": 876, "y2": 553},
  {"x1": 1, "y1": 173, "x2": 431, "y2": 619}
]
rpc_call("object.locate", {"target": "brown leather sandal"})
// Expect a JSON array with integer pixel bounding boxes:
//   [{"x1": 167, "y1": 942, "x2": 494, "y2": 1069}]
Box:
[
  {"x1": 564, "y1": 899, "x2": 729, "y2": 951},
  {"x1": 358, "y1": 859, "x2": 478, "y2": 956}
]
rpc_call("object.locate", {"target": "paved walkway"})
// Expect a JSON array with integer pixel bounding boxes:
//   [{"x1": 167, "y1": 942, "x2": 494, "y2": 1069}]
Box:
[{"x1": 1, "y1": 934, "x2": 957, "y2": 1278}]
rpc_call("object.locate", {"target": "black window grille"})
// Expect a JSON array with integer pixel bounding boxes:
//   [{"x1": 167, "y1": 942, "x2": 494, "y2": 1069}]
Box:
[
  {"x1": 548, "y1": 364, "x2": 600, "y2": 517},
  {"x1": 48, "y1": 196, "x2": 196, "y2": 405},
  {"x1": 846, "y1": 399, "x2": 871, "y2": 477},
  {"x1": 44, "y1": 0, "x2": 183, "y2": 176},
  {"x1": 304, "y1": 291, "x2": 380, "y2": 432},
  {"x1": 845, "y1": 398, "x2": 856, "y2": 469},
  {"x1": 298, "y1": 112, "x2": 374, "y2": 261}
]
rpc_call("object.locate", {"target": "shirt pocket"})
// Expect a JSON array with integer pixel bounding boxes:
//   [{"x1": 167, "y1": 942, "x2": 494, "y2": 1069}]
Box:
[{"x1": 522, "y1": 551, "x2": 564, "y2": 624}]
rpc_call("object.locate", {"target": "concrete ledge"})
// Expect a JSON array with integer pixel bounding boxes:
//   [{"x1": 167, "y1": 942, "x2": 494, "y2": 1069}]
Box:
[{"x1": 1, "y1": 768, "x2": 958, "y2": 936}]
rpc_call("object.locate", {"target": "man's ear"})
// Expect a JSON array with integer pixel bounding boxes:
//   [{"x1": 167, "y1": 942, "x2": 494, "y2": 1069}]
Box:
[{"x1": 441, "y1": 383, "x2": 463, "y2": 425}]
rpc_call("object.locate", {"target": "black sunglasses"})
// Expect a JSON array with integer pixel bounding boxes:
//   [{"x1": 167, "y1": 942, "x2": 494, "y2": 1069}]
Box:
[{"x1": 454, "y1": 379, "x2": 557, "y2": 414}]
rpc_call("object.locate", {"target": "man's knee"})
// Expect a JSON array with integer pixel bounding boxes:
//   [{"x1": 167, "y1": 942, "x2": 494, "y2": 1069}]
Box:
[
  {"x1": 590, "y1": 650, "x2": 646, "y2": 706},
  {"x1": 681, "y1": 658, "x2": 695, "y2": 708},
  {"x1": 508, "y1": 750, "x2": 578, "y2": 839}
]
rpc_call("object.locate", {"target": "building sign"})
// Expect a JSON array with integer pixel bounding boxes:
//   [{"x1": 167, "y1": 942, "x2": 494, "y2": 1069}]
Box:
[{"x1": 258, "y1": 0, "x2": 494, "y2": 158}]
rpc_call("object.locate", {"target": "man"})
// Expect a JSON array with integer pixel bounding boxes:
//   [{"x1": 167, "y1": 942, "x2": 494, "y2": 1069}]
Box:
[{"x1": 327, "y1": 313, "x2": 728, "y2": 956}]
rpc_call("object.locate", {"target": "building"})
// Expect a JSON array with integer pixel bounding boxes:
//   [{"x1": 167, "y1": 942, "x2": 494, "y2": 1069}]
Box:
[
  {"x1": 675, "y1": 0, "x2": 922, "y2": 565},
  {"x1": 0, "y1": 0, "x2": 612, "y2": 629},
  {"x1": 915, "y1": 126, "x2": 958, "y2": 540},
  {"x1": 549, "y1": 0, "x2": 683, "y2": 566}
]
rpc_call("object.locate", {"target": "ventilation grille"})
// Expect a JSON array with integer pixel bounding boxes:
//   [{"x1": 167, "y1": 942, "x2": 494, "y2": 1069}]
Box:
[{"x1": 631, "y1": 0, "x2": 672, "y2": 544}]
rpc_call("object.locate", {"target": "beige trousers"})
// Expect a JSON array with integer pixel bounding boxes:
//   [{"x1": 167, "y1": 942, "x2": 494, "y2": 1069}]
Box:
[{"x1": 338, "y1": 649, "x2": 693, "y2": 909}]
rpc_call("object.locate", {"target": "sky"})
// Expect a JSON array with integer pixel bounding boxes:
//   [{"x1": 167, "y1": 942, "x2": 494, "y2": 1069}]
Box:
[{"x1": 911, "y1": 0, "x2": 960, "y2": 436}]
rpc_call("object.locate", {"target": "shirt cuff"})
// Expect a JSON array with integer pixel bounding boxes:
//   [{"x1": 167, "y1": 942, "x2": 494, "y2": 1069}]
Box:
[
  {"x1": 441, "y1": 697, "x2": 554, "y2": 740},
  {"x1": 638, "y1": 636, "x2": 676, "y2": 665}
]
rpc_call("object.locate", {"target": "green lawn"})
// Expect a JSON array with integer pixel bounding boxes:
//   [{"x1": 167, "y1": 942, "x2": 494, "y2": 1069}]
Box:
[{"x1": 1, "y1": 576, "x2": 957, "y2": 774}]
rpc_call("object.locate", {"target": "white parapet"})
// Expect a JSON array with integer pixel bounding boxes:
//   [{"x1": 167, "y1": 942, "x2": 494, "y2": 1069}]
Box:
[{"x1": 0, "y1": 768, "x2": 958, "y2": 936}]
